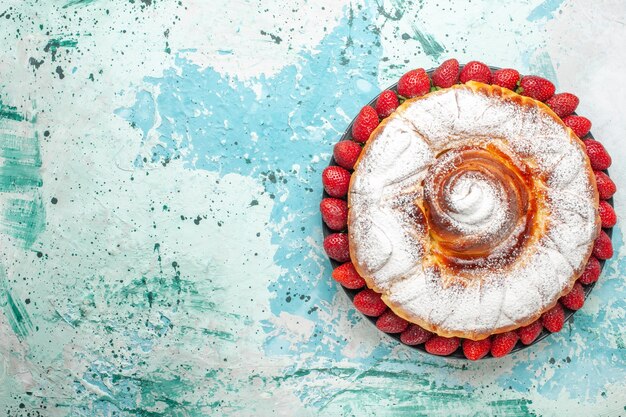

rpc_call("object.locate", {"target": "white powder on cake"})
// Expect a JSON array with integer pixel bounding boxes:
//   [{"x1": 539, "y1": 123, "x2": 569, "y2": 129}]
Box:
[
  {"x1": 444, "y1": 171, "x2": 507, "y2": 237},
  {"x1": 348, "y1": 82, "x2": 599, "y2": 336}
]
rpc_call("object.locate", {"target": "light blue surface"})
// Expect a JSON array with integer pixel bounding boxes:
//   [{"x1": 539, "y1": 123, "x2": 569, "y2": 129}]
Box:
[{"x1": 0, "y1": 0, "x2": 624, "y2": 415}]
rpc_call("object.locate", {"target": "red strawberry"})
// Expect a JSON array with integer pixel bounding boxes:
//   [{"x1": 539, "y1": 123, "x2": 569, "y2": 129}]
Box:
[
  {"x1": 353, "y1": 289, "x2": 387, "y2": 317},
  {"x1": 425, "y1": 336, "x2": 460, "y2": 356},
  {"x1": 518, "y1": 320, "x2": 543, "y2": 345},
  {"x1": 598, "y1": 200, "x2": 617, "y2": 228},
  {"x1": 376, "y1": 310, "x2": 409, "y2": 333},
  {"x1": 323, "y1": 233, "x2": 350, "y2": 262},
  {"x1": 320, "y1": 198, "x2": 348, "y2": 231},
  {"x1": 518, "y1": 75, "x2": 555, "y2": 102},
  {"x1": 397, "y1": 68, "x2": 431, "y2": 98},
  {"x1": 331, "y1": 262, "x2": 366, "y2": 289},
  {"x1": 560, "y1": 282, "x2": 585, "y2": 311},
  {"x1": 541, "y1": 303, "x2": 565, "y2": 333},
  {"x1": 594, "y1": 171, "x2": 616, "y2": 200},
  {"x1": 592, "y1": 230, "x2": 613, "y2": 260},
  {"x1": 491, "y1": 68, "x2": 520, "y2": 90},
  {"x1": 459, "y1": 61, "x2": 492, "y2": 84},
  {"x1": 351, "y1": 105, "x2": 379, "y2": 143},
  {"x1": 491, "y1": 331, "x2": 519, "y2": 357},
  {"x1": 579, "y1": 256, "x2": 601, "y2": 285},
  {"x1": 400, "y1": 324, "x2": 433, "y2": 345},
  {"x1": 584, "y1": 139, "x2": 612, "y2": 171},
  {"x1": 375, "y1": 90, "x2": 400, "y2": 118},
  {"x1": 432, "y1": 58, "x2": 460, "y2": 88},
  {"x1": 322, "y1": 166, "x2": 350, "y2": 198},
  {"x1": 462, "y1": 337, "x2": 492, "y2": 361},
  {"x1": 333, "y1": 140, "x2": 361, "y2": 170},
  {"x1": 545, "y1": 93, "x2": 579, "y2": 118},
  {"x1": 563, "y1": 115, "x2": 592, "y2": 137}
]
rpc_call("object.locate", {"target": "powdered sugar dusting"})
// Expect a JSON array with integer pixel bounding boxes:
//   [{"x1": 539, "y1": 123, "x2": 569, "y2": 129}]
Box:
[
  {"x1": 349, "y1": 82, "x2": 599, "y2": 338},
  {"x1": 434, "y1": 156, "x2": 509, "y2": 238}
]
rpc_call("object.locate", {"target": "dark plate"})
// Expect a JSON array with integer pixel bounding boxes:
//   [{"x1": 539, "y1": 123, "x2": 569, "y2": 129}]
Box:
[{"x1": 322, "y1": 65, "x2": 614, "y2": 359}]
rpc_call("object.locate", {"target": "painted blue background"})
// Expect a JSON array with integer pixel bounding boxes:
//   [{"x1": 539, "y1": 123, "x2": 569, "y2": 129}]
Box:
[{"x1": 0, "y1": 0, "x2": 624, "y2": 416}]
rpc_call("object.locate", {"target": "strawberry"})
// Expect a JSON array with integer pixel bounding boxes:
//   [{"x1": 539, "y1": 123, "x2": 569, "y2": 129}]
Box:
[
  {"x1": 491, "y1": 68, "x2": 520, "y2": 90},
  {"x1": 333, "y1": 140, "x2": 362, "y2": 170},
  {"x1": 397, "y1": 68, "x2": 431, "y2": 98},
  {"x1": 545, "y1": 93, "x2": 579, "y2": 118},
  {"x1": 375, "y1": 90, "x2": 400, "y2": 118},
  {"x1": 560, "y1": 282, "x2": 585, "y2": 311},
  {"x1": 320, "y1": 198, "x2": 348, "y2": 231},
  {"x1": 541, "y1": 303, "x2": 565, "y2": 333},
  {"x1": 518, "y1": 75, "x2": 555, "y2": 102},
  {"x1": 584, "y1": 139, "x2": 612, "y2": 171},
  {"x1": 592, "y1": 230, "x2": 613, "y2": 260},
  {"x1": 598, "y1": 200, "x2": 617, "y2": 228},
  {"x1": 331, "y1": 262, "x2": 366, "y2": 289},
  {"x1": 323, "y1": 233, "x2": 350, "y2": 262},
  {"x1": 376, "y1": 310, "x2": 409, "y2": 333},
  {"x1": 351, "y1": 105, "x2": 379, "y2": 143},
  {"x1": 400, "y1": 324, "x2": 433, "y2": 345},
  {"x1": 491, "y1": 331, "x2": 519, "y2": 357},
  {"x1": 322, "y1": 166, "x2": 351, "y2": 198},
  {"x1": 459, "y1": 61, "x2": 492, "y2": 84},
  {"x1": 594, "y1": 171, "x2": 616, "y2": 200},
  {"x1": 353, "y1": 289, "x2": 387, "y2": 317},
  {"x1": 425, "y1": 336, "x2": 460, "y2": 356},
  {"x1": 563, "y1": 115, "x2": 592, "y2": 137},
  {"x1": 518, "y1": 320, "x2": 543, "y2": 345},
  {"x1": 579, "y1": 256, "x2": 601, "y2": 285},
  {"x1": 432, "y1": 58, "x2": 460, "y2": 88},
  {"x1": 462, "y1": 337, "x2": 492, "y2": 361}
]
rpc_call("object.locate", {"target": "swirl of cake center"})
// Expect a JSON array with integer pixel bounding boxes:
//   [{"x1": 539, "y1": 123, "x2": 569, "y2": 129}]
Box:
[{"x1": 422, "y1": 146, "x2": 535, "y2": 269}]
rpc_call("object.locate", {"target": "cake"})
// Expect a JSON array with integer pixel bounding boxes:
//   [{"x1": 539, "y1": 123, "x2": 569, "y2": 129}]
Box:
[
  {"x1": 321, "y1": 59, "x2": 616, "y2": 359},
  {"x1": 348, "y1": 81, "x2": 599, "y2": 340}
]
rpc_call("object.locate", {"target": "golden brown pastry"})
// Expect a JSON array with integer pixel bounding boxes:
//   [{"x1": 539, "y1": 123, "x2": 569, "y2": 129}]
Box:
[{"x1": 348, "y1": 82, "x2": 600, "y2": 340}]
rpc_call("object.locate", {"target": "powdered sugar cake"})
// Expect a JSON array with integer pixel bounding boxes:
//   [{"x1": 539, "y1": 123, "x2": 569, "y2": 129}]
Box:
[{"x1": 348, "y1": 81, "x2": 600, "y2": 340}]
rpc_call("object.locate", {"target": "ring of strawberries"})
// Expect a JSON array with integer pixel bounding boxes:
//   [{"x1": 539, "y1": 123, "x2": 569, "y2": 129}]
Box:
[{"x1": 321, "y1": 59, "x2": 616, "y2": 360}]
